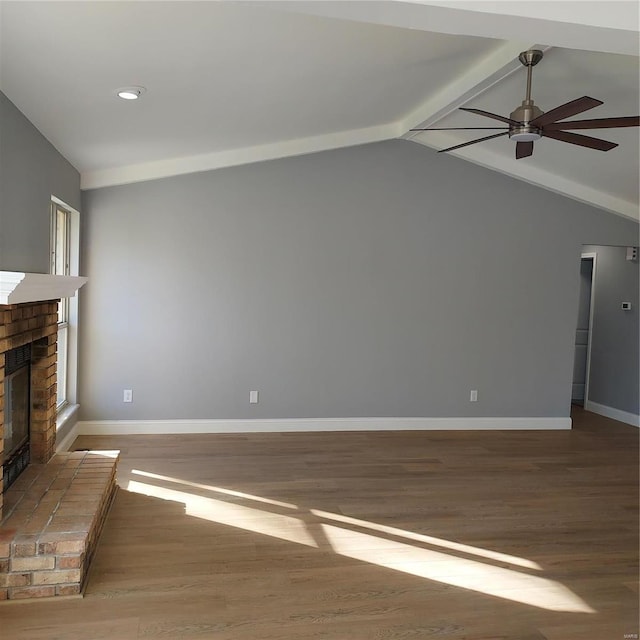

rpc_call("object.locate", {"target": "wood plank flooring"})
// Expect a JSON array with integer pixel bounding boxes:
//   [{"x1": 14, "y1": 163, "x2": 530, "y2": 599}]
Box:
[{"x1": 0, "y1": 406, "x2": 637, "y2": 639}]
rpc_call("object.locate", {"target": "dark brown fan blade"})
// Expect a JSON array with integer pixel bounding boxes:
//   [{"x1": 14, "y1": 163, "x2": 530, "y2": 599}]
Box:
[
  {"x1": 530, "y1": 96, "x2": 602, "y2": 127},
  {"x1": 542, "y1": 129, "x2": 617, "y2": 151},
  {"x1": 544, "y1": 116, "x2": 640, "y2": 131},
  {"x1": 438, "y1": 131, "x2": 509, "y2": 154},
  {"x1": 459, "y1": 108, "x2": 522, "y2": 126},
  {"x1": 410, "y1": 127, "x2": 509, "y2": 131},
  {"x1": 516, "y1": 141, "x2": 534, "y2": 159}
]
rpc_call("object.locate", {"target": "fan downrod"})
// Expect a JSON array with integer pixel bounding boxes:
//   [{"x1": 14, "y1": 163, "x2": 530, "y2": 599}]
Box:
[{"x1": 509, "y1": 50, "x2": 545, "y2": 141}]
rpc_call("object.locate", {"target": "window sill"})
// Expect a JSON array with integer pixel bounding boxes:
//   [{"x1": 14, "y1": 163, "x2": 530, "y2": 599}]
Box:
[{"x1": 56, "y1": 403, "x2": 80, "y2": 432}]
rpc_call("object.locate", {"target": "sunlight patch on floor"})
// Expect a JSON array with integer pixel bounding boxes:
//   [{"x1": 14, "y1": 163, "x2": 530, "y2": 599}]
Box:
[
  {"x1": 321, "y1": 524, "x2": 595, "y2": 613},
  {"x1": 91, "y1": 450, "x2": 119, "y2": 458},
  {"x1": 126, "y1": 474, "x2": 596, "y2": 615},
  {"x1": 130, "y1": 469, "x2": 298, "y2": 509},
  {"x1": 127, "y1": 480, "x2": 318, "y2": 547},
  {"x1": 311, "y1": 509, "x2": 542, "y2": 570}
]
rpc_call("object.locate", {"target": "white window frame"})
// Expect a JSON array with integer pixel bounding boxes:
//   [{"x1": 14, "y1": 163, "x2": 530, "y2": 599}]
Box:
[{"x1": 50, "y1": 197, "x2": 80, "y2": 417}]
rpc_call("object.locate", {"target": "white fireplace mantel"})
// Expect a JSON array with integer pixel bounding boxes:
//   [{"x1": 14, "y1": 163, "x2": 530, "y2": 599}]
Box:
[{"x1": 0, "y1": 271, "x2": 88, "y2": 305}]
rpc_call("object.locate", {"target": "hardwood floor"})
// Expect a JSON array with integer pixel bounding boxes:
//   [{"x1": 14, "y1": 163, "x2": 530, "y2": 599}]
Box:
[{"x1": 1, "y1": 407, "x2": 637, "y2": 639}]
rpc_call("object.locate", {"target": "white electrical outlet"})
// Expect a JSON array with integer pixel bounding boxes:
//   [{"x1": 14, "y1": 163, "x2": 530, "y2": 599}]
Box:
[
  {"x1": 123, "y1": 389, "x2": 133, "y2": 403},
  {"x1": 470, "y1": 389, "x2": 478, "y2": 402},
  {"x1": 249, "y1": 390, "x2": 259, "y2": 404}
]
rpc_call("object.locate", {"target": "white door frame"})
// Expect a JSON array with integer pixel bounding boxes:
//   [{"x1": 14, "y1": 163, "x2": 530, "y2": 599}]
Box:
[{"x1": 580, "y1": 252, "x2": 597, "y2": 406}]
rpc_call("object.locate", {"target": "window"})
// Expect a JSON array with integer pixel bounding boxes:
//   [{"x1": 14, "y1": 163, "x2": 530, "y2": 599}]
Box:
[{"x1": 50, "y1": 199, "x2": 79, "y2": 412}]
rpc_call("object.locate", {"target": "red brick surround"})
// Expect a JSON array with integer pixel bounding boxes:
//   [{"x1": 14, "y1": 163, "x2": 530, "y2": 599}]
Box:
[{"x1": 0, "y1": 302, "x2": 59, "y2": 521}]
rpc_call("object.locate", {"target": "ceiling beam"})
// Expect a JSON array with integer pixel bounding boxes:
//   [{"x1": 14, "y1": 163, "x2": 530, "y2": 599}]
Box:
[
  {"x1": 420, "y1": 1, "x2": 639, "y2": 36},
  {"x1": 410, "y1": 130, "x2": 640, "y2": 221},
  {"x1": 257, "y1": 1, "x2": 639, "y2": 56},
  {"x1": 80, "y1": 121, "x2": 401, "y2": 191}
]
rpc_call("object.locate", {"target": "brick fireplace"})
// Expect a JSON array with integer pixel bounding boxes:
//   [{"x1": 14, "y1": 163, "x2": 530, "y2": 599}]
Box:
[
  {"x1": 0, "y1": 301, "x2": 59, "y2": 518},
  {"x1": 0, "y1": 273, "x2": 119, "y2": 600},
  {"x1": 0, "y1": 270, "x2": 89, "y2": 516}
]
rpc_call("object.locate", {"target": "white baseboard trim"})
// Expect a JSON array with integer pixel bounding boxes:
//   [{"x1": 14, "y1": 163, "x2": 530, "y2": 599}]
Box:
[
  {"x1": 584, "y1": 401, "x2": 640, "y2": 428},
  {"x1": 76, "y1": 416, "x2": 571, "y2": 435}
]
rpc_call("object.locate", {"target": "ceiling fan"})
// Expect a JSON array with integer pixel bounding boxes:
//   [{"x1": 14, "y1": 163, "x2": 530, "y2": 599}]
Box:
[{"x1": 410, "y1": 50, "x2": 640, "y2": 159}]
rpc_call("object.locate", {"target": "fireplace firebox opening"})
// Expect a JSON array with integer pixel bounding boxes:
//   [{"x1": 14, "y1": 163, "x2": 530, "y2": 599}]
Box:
[{"x1": 2, "y1": 343, "x2": 32, "y2": 491}]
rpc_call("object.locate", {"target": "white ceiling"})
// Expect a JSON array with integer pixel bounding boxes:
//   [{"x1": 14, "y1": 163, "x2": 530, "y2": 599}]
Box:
[{"x1": 1, "y1": 1, "x2": 638, "y2": 220}]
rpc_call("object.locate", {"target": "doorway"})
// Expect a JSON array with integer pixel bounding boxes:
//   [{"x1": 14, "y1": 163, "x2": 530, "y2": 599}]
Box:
[{"x1": 572, "y1": 253, "x2": 595, "y2": 407}]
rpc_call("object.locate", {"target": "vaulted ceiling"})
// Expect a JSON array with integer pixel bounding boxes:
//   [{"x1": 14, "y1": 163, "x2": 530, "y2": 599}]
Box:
[{"x1": 1, "y1": 1, "x2": 638, "y2": 220}]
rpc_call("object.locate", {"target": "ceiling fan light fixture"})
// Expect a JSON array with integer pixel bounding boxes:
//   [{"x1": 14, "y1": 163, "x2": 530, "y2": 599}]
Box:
[
  {"x1": 509, "y1": 128, "x2": 542, "y2": 142},
  {"x1": 509, "y1": 101, "x2": 542, "y2": 142},
  {"x1": 116, "y1": 86, "x2": 146, "y2": 100}
]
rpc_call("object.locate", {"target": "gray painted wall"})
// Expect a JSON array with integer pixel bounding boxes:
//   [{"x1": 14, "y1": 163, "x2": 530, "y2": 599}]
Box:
[
  {"x1": 79, "y1": 140, "x2": 639, "y2": 422},
  {"x1": 0, "y1": 91, "x2": 80, "y2": 272},
  {"x1": 582, "y1": 244, "x2": 639, "y2": 415}
]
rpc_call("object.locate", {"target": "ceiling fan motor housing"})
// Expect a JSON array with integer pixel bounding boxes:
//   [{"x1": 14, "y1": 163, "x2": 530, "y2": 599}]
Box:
[{"x1": 509, "y1": 101, "x2": 543, "y2": 141}]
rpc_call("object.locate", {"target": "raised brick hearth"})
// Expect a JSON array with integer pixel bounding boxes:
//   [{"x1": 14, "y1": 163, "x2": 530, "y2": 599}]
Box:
[
  {"x1": 0, "y1": 300, "x2": 118, "y2": 600},
  {"x1": 0, "y1": 451, "x2": 118, "y2": 599}
]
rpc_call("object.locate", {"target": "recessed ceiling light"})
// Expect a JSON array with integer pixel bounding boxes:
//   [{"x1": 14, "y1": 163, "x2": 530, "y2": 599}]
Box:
[{"x1": 116, "y1": 86, "x2": 146, "y2": 100}]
